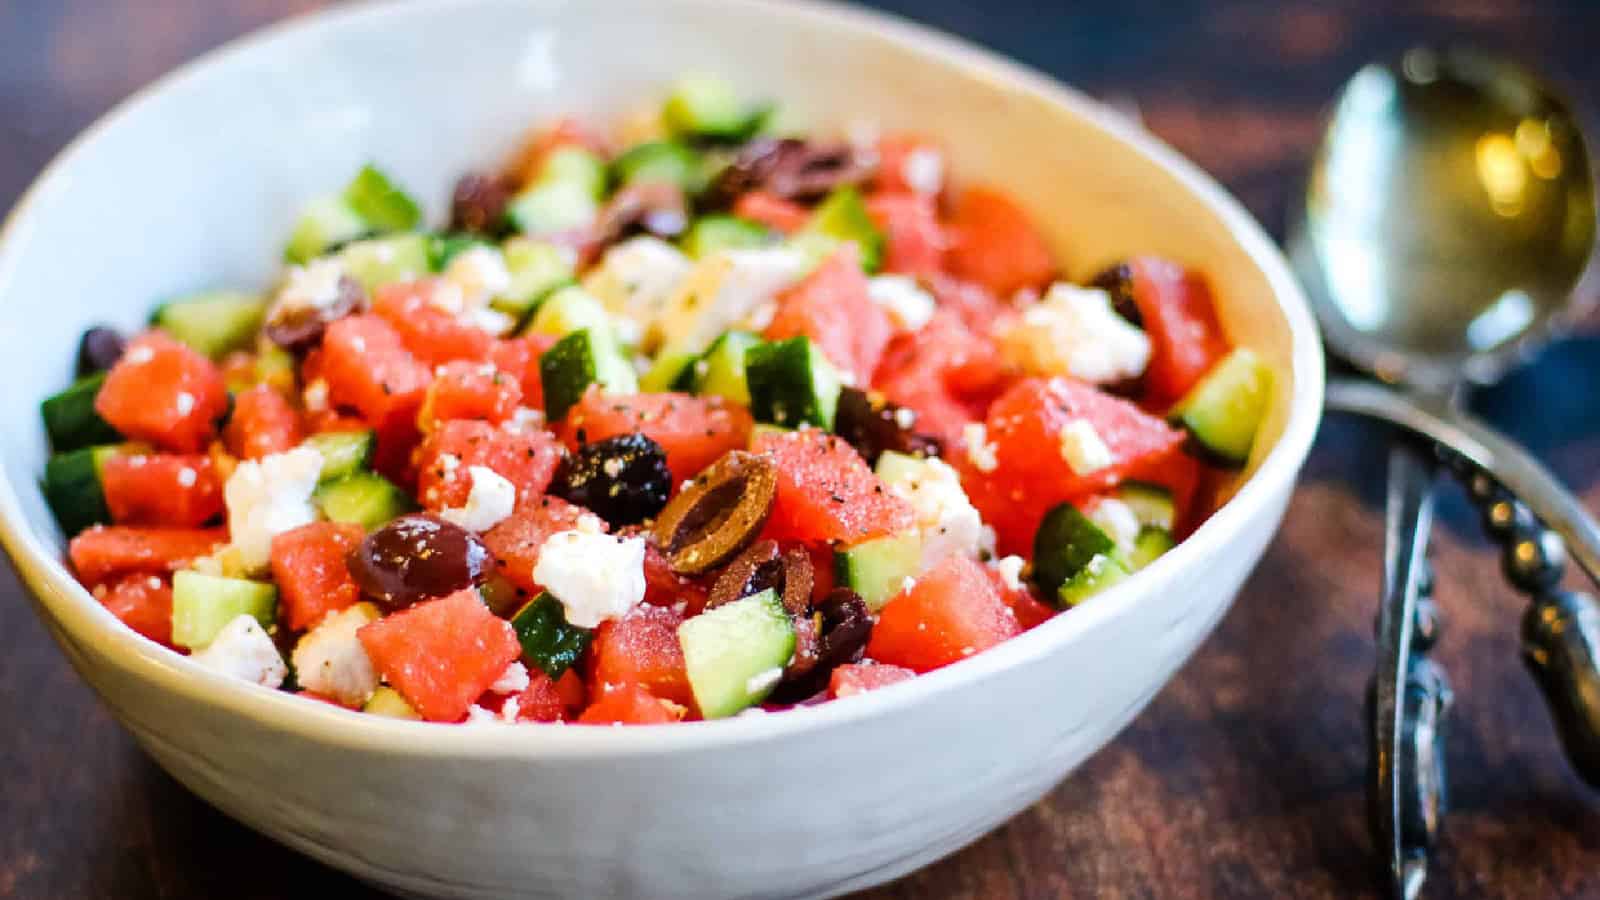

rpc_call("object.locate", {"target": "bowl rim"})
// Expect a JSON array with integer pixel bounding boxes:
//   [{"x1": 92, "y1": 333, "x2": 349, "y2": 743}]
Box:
[{"x1": 0, "y1": 0, "x2": 1325, "y2": 758}]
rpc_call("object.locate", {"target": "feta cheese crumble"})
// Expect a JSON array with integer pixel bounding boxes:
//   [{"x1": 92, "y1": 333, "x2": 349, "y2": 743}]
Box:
[
  {"x1": 880, "y1": 455, "x2": 984, "y2": 569},
  {"x1": 901, "y1": 147, "x2": 945, "y2": 196},
  {"x1": 532, "y1": 529, "x2": 647, "y2": 628},
  {"x1": 432, "y1": 245, "x2": 517, "y2": 335},
  {"x1": 652, "y1": 248, "x2": 808, "y2": 351},
  {"x1": 997, "y1": 282, "x2": 1150, "y2": 383},
  {"x1": 273, "y1": 258, "x2": 346, "y2": 315},
  {"x1": 1088, "y1": 498, "x2": 1141, "y2": 559},
  {"x1": 190, "y1": 615, "x2": 287, "y2": 688},
  {"x1": 291, "y1": 603, "x2": 381, "y2": 707},
  {"x1": 1058, "y1": 419, "x2": 1114, "y2": 476},
  {"x1": 223, "y1": 446, "x2": 323, "y2": 571},
  {"x1": 994, "y1": 555, "x2": 1026, "y2": 592},
  {"x1": 962, "y1": 422, "x2": 999, "y2": 473},
  {"x1": 438, "y1": 465, "x2": 517, "y2": 533},
  {"x1": 488, "y1": 661, "x2": 532, "y2": 695},
  {"x1": 583, "y1": 236, "x2": 694, "y2": 341},
  {"x1": 867, "y1": 274, "x2": 936, "y2": 331}
]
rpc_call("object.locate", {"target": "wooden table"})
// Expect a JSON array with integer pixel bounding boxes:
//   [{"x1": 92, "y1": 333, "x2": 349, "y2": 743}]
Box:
[{"x1": 4, "y1": 1, "x2": 1600, "y2": 897}]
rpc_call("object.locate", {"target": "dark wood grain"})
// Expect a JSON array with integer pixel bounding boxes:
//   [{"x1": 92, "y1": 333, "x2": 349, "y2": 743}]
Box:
[{"x1": 4, "y1": 1, "x2": 1600, "y2": 897}]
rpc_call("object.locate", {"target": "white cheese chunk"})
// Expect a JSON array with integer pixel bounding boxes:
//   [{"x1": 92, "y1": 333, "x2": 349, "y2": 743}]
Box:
[
  {"x1": 488, "y1": 661, "x2": 532, "y2": 695},
  {"x1": 438, "y1": 465, "x2": 517, "y2": 533},
  {"x1": 1088, "y1": 498, "x2": 1141, "y2": 559},
  {"x1": 879, "y1": 455, "x2": 984, "y2": 569},
  {"x1": 583, "y1": 236, "x2": 694, "y2": 344},
  {"x1": 901, "y1": 147, "x2": 945, "y2": 196},
  {"x1": 962, "y1": 423, "x2": 999, "y2": 474},
  {"x1": 291, "y1": 602, "x2": 381, "y2": 707},
  {"x1": 652, "y1": 248, "x2": 808, "y2": 351},
  {"x1": 191, "y1": 614, "x2": 287, "y2": 688},
  {"x1": 1058, "y1": 419, "x2": 1114, "y2": 476},
  {"x1": 994, "y1": 555, "x2": 1026, "y2": 592},
  {"x1": 868, "y1": 274, "x2": 936, "y2": 331},
  {"x1": 997, "y1": 282, "x2": 1150, "y2": 383},
  {"x1": 223, "y1": 446, "x2": 323, "y2": 571},
  {"x1": 273, "y1": 258, "x2": 346, "y2": 316},
  {"x1": 432, "y1": 245, "x2": 516, "y2": 335},
  {"x1": 532, "y1": 529, "x2": 647, "y2": 628}
]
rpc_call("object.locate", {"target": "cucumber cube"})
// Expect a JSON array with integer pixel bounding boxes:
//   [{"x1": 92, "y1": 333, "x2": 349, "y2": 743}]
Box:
[
  {"x1": 152, "y1": 291, "x2": 267, "y2": 359},
  {"x1": 1031, "y1": 501, "x2": 1117, "y2": 597},
  {"x1": 171, "y1": 570, "x2": 278, "y2": 650},
  {"x1": 510, "y1": 592, "x2": 593, "y2": 679},
  {"x1": 678, "y1": 589, "x2": 795, "y2": 719},
  {"x1": 41, "y1": 372, "x2": 120, "y2": 452},
  {"x1": 313, "y1": 472, "x2": 414, "y2": 530},
  {"x1": 538, "y1": 328, "x2": 639, "y2": 422},
  {"x1": 745, "y1": 336, "x2": 842, "y2": 430}
]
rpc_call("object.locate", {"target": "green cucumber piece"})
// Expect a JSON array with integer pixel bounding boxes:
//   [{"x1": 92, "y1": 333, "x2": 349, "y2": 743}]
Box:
[
  {"x1": 43, "y1": 445, "x2": 118, "y2": 535},
  {"x1": 639, "y1": 347, "x2": 701, "y2": 393},
  {"x1": 680, "y1": 215, "x2": 774, "y2": 259},
  {"x1": 336, "y1": 233, "x2": 431, "y2": 292},
  {"x1": 873, "y1": 450, "x2": 926, "y2": 484},
  {"x1": 678, "y1": 588, "x2": 795, "y2": 719},
  {"x1": 1114, "y1": 482, "x2": 1177, "y2": 532},
  {"x1": 301, "y1": 430, "x2": 376, "y2": 482},
  {"x1": 538, "y1": 146, "x2": 608, "y2": 197},
  {"x1": 745, "y1": 336, "x2": 842, "y2": 430},
  {"x1": 171, "y1": 570, "x2": 278, "y2": 650},
  {"x1": 1128, "y1": 526, "x2": 1176, "y2": 571},
  {"x1": 1031, "y1": 502, "x2": 1117, "y2": 597},
  {"x1": 510, "y1": 592, "x2": 593, "y2": 679},
  {"x1": 497, "y1": 237, "x2": 575, "y2": 321},
  {"x1": 343, "y1": 164, "x2": 422, "y2": 232},
  {"x1": 835, "y1": 532, "x2": 923, "y2": 612},
  {"x1": 1170, "y1": 348, "x2": 1272, "y2": 466},
  {"x1": 1057, "y1": 553, "x2": 1130, "y2": 607},
  {"x1": 41, "y1": 372, "x2": 120, "y2": 452},
  {"x1": 426, "y1": 233, "x2": 491, "y2": 271},
  {"x1": 152, "y1": 291, "x2": 267, "y2": 359},
  {"x1": 524, "y1": 285, "x2": 614, "y2": 340},
  {"x1": 689, "y1": 330, "x2": 761, "y2": 405},
  {"x1": 663, "y1": 74, "x2": 772, "y2": 142},
  {"x1": 612, "y1": 140, "x2": 706, "y2": 192},
  {"x1": 285, "y1": 195, "x2": 368, "y2": 264},
  {"x1": 796, "y1": 186, "x2": 884, "y2": 272},
  {"x1": 508, "y1": 180, "x2": 598, "y2": 236},
  {"x1": 538, "y1": 328, "x2": 639, "y2": 422},
  {"x1": 312, "y1": 472, "x2": 414, "y2": 530},
  {"x1": 362, "y1": 685, "x2": 420, "y2": 719}
]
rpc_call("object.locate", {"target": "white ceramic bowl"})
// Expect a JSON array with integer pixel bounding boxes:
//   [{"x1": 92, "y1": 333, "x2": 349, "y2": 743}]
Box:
[{"x1": 0, "y1": 1, "x2": 1323, "y2": 897}]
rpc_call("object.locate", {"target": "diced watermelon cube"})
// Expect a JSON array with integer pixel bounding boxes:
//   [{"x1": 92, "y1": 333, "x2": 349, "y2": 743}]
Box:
[
  {"x1": 321, "y1": 314, "x2": 433, "y2": 427},
  {"x1": 872, "y1": 309, "x2": 1006, "y2": 446},
  {"x1": 372, "y1": 280, "x2": 496, "y2": 367},
  {"x1": 873, "y1": 134, "x2": 944, "y2": 195},
  {"x1": 641, "y1": 541, "x2": 711, "y2": 616},
  {"x1": 101, "y1": 453, "x2": 223, "y2": 528},
  {"x1": 763, "y1": 246, "x2": 893, "y2": 387},
  {"x1": 589, "y1": 604, "x2": 693, "y2": 709},
  {"x1": 733, "y1": 191, "x2": 810, "y2": 234},
  {"x1": 357, "y1": 588, "x2": 522, "y2": 723},
  {"x1": 1124, "y1": 257, "x2": 1230, "y2": 405},
  {"x1": 828, "y1": 662, "x2": 916, "y2": 699},
  {"x1": 560, "y1": 387, "x2": 753, "y2": 486},
  {"x1": 489, "y1": 334, "x2": 557, "y2": 413},
  {"x1": 865, "y1": 556, "x2": 1021, "y2": 672},
  {"x1": 982, "y1": 565, "x2": 1056, "y2": 631},
  {"x1": 945, "y1": 186, "x2": 1056, "y2": 299},
  {"x1": 867, "y1": 192, "x2": 947, "y2": 279},
  {"x1": 414, "y1": 419, "x2": 564, "y2": 512},
  {"x1": 270, "y1": 521, "x2": 366, "y2": 631},
  {"x1": 482, "y1": 495, "x2": 601, "y2": 595},
  {"x1": 98, "y1": 572, "x2": 174, "y2": 646},
  {"x1": 68, "y1": 526, "x2": 226, "y2": 586},
  {"x1": 94, "y1": 332, "x2": 229, "y2": 453},
  {"x1": 752, "y1": 428, "x2": 913, "y2": 544},
  {"x1": 577, "y1": 683, "x2": 684, "y2": 725},
  {"x1": 420, "y1": 360, "x2": 524, "y2": 431},
  {"x1": 223, "y1": 384, "x2": 303, "y2": 460}
]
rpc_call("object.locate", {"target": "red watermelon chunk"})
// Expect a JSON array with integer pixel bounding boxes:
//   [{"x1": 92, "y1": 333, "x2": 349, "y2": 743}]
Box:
[
  {"x1": 945, "y1": 186, "x2": 1056, "y2": 299},
  {"x1": 641, "y1": 541, "x2": 711, "y2": 616},
  {"x1": 97, "y1": 572, "x2": 174, "y2": 646},
  {"x1": 577, "y1": 683, "x2": 684, "y2": 725},
  {"x1": 560, "y1": 387, "x2": 753, "y2": 485},
  {"x1": 489, "y1": 334, "x2": 557, "y2": 413},
  {"x1": 419, "y1": 360, "x2": 523, "y2": 431},
  {"x1": 372, "y1": 279, "x2": 496, "y2": 367},
  {"x1": 752, "y1": 428, "x2": 913, "y2": 544},
  {"x1": 414, "y1": 419, "x2": 564, "y2": 512},
  {"x1": 873, "y1": 134, "x2": 944, "y2": 196},
  {"x1": 357, "y1": 588, "x2": 522, "y2": 723},
  {"x1": 321, "y1": 314, "x2": 433, "y2": 426},
  {"x1": 101, "y1": 453, "x2": 223, "y2": 528},
  {"x1": 828, "y1": 662, "x2": 916, "y2": 699},
  {"x1": 94, "y1": 332, "x2": 228, "y2": 453},
  {"x1": 865, "y1": 555, "x2": 1021, "y2": 673},
  {"x1": 983, "y1": 565, "x2": 1056, "y2": 631},
  {"x1": 490, "y1": 669, "x2": 572, "y2": 722},
  {"x1": 482, "y1": 495, "x2": 601, "y2": 595},
  {"x1": 764, "y1": 246, "x2": 893, "y2": 387},
  {"x1": 224, "y1": 384, "x2": 303, "y2": 461},
  {"x1": 959, "y1": 377, "x2": 1186, "y2": 555},
  {"x1": 733, "y1": 191, "x2": 810, "y2": 234},
  {"x1": 866, "y1": 192, "x2": 947, "y2": 279},
  {"x1": 589, "y1": 604, "x2": 693, "y2": 709},
  {"x1": 872, "y1": 309, "x2": 1006, "y2": 446},
  {"x1": 68, "y1": 526, "x2": 226, "y2": 586},
  {"x1": 270, "y1": 521, "x2": 365, "y2": 631},
  {"x1": 1125, "y1": 257, "x2": 1229, "y2": 405}
]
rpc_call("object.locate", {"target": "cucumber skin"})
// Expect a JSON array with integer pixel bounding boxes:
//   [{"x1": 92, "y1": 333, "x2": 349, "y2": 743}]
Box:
[
  {"x1": 798, "y1": 186, "x2": 884, "y2": 273},
  {"x1": 43, "y1": 446, "x2": 113, "y2": 535},
  {"x1": 510, "y1": 593, "x2": 593, "y2": 679},
  {"x1": 538, "y1": 328, "x2": 637, "y2": 422},
  {"x1": 1171, "y1": 348, "x2": 1272, "y2": 467},
  {"x1": 835, "y1": 532, "x2": 923, "y2": 612},
  {"x1": 343, "y1": 164, "x2": 422, "y2": 232},
  {"x1": 312, "y1": 472, "x2": 414, "y2": 530},
  {"x1": 301, "y1": 430, "x2": 376, "y2": 483},
  {"x1": 42, "y1": 373, "x2": 120, "y2": 452},
  {"x1": 1056, "y1": 554, "x2": 1130, "y2": 608},
  {"x1": 744, "y1": 337, "x2": 842, "y2": 430},
  {"x1": 1031, "y1": 502, "x2": 1117, "y2": 596}
]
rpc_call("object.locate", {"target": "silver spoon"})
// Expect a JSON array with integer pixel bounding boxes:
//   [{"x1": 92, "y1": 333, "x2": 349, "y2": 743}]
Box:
[{"x1": 1288, "y1": 47, "x2": 1599, "y2": 898}]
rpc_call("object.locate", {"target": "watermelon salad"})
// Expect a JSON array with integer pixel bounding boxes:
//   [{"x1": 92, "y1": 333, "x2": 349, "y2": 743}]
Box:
[{"x1": 39, "y1": 75, "x2": 1273, "y2": 725}]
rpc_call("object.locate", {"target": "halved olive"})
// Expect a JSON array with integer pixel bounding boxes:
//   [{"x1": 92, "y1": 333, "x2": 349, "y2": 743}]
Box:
[
  {"x1": 347, "y1": 513, "x2": 491, "y2": 610},
  {"x1": 652, "y1": 450, "x2": 776, "y2": 575},
  {"x1": 833, "y1": 387, "x2": 941, "y2": 465},
  {"x1": 707, "y1": 540, "x2": 814, "y2": 614},
  {"x1": 770, "y1": 587, "x2": 872, "y2": 702},
  {"x1": 265, "y1": 274, "x2": 366, "y2": 353}
]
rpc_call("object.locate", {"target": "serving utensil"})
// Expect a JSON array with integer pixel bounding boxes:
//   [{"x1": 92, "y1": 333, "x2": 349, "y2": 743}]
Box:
[{"x1": 1289, "y1": 47, "x2": 1599, "y2": 898}]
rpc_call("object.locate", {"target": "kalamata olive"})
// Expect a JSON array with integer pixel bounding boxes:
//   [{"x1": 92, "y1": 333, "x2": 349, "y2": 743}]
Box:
[
  {"x1": 1089, "y1": 263, "x2": 1141, "y2": 328},
  {"x1": 770, "y1": 588, "x2": 873, "y2": 702},
  {"x1": 833, "y1": 387, "x2": 942, "y2": 465},
  {"x1": 449, "y1": 172, "x2": 514, "y2": 236},
  {"x1": 76, "y1": 325, "x2": 126, "y2": 375},
  {"x1": 550, "y1": 433, "x2": 673, "y2": 528},
  {"x1": 707, "y1": 540, "x2": 814, "y2": 614},
  {"x1": 347, "y1": 513, "x2": 491, "y2": 610},
  {"x1": 653, "y1": 450, "x2": 776, "y2": 575},
  {"x1": 593, "y1": 181, "x2": 689, "y2": 243},
  {"x1": 264, "y1": 275, "x2": 366, "y2": 353},
  {"x1": 706, "y1": 138, "x2": 878, "y2": 207}
]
